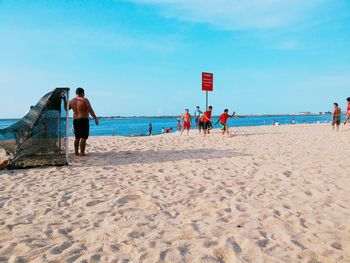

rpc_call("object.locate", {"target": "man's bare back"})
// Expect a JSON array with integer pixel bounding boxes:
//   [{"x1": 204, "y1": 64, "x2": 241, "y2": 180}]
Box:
[
  {"x1": 69, "y1": 88, "x2": 99, "y2": 156},
  {"x1": 69, "y1": 97, "x2": 91, "y2": 119}
]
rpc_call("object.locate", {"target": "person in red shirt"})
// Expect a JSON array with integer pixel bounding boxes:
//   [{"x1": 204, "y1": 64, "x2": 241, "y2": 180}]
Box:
[
  {"x1": 203, "y1": 106, "x2": 213, "y2": 134},
  {"x1": 344, "y1": 97, "x2": 350, "y2": 125},
  {"x1": 180, "y1": 109, "x2": 192, "y2": 136},
  {"x1": 215, "y1": 109, "x2": 235, "y2": 135},
  {"x1": 197, "y1": 106, "x2": 213, "y2": 136}
]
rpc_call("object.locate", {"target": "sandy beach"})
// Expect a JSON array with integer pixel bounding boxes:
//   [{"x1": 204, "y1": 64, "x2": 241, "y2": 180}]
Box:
[{"x1": 0, "y1": 124, "x2": 350, "y2": 262}]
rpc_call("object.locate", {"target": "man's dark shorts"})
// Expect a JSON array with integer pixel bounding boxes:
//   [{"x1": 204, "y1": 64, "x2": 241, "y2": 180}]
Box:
[
  {"x1": 198, "y1": 121, "x2": 205, "y2": 130},
  {"x1": 202, "y1": 122, "x2": 211, "y2": 130},
  {"x1": 332, "y1": 116, "x2": 341, "y2": 126},
  {"x1": 73, "y1": 118, "x2": 90, "y2": 139}
]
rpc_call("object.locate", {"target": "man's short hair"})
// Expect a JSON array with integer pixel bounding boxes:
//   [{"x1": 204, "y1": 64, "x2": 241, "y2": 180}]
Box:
[
  {"x1": 334, "y1": 103, "x2": 338, "y2": 107},
  {"x1": 76, "y1": 87, "x2": 85, "y2": 95},
  {"x1": 347, "y1": 97, "x2": 350, "y2": 102},
  {"x1": 196, "y1": 106, "x2": 200, "y2": 108},
  {"x1": 224, "y1": 109, "x2": 228, "y2": 112},
  {"x1": 208, "y1": 106, "x2": 213, "y2": 109}
]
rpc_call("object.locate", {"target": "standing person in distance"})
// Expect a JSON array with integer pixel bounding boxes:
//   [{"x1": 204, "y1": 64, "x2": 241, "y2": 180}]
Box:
[
  {"x1": 148, "y1": 123, "x2": 152, "y2": 136},
  {"x1": 194, "y1": 106, "x2": 203, "y2": 129},
  {"x1": 332, "y1": 103, "x2": 341, "y2": 131},
  {"x1": 180, "y1": 109, "x2": 192, "y2": 136}
]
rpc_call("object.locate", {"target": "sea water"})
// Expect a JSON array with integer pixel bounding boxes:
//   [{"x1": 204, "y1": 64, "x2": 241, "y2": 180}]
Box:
[{"x1": 0, "y1": 114, "x2": 340, "y2": 137}]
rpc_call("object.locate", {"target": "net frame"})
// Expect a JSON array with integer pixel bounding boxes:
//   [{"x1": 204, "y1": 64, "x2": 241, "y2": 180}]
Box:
[{"x1": 0, "y1": 88, "x2": 70, "y2": 169}]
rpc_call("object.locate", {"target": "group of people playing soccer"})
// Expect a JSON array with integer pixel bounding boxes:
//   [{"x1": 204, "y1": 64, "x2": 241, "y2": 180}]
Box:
[{"x1": 179, "y1": 106, "x2": 235, "y2": 136}]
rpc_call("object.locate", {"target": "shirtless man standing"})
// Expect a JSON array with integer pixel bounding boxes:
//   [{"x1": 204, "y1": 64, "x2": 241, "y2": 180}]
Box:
[
  {"x1": 69, "y1": 88, "x2": 99, "y2": 156},
  {"x1": 332, "y1": 102, "x2": 341, "y2": 131},
  {"x1": 180, "y1": 109, "x2": 192, "y2": 136}
]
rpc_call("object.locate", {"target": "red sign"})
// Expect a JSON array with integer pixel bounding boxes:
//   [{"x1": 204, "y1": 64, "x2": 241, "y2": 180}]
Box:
[{"x1": 202, "y1": 72, "x2": 213, "y2": 91}]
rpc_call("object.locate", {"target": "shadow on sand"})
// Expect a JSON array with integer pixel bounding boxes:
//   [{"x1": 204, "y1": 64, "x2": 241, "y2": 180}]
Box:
[{"x1": 71, "y1": 148, "x2": 251, "y2": 167}]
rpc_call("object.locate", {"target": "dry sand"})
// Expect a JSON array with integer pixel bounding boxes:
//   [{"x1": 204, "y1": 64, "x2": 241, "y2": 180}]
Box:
[{"x1": 0, "y1": 124, "x2": 350, "y2": 262}]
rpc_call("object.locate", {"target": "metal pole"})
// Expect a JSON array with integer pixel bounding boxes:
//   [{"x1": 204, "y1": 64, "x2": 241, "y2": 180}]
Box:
[{"x1": 206, "y1": 91, "x2": 208, "y2": 109}]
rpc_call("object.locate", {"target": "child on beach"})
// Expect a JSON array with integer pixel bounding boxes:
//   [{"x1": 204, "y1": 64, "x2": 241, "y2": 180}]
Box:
[
  {"x1": 332, "y1": 103, "x2": 341, "y2": 131},
  {"x1": 215, "y1": 109, "x2": 235, "y2": 135},
  {"x1": 177, "y1": 118, "x2": 182, "y2": 131},
  {"x1": 181, "y1": 109, "x2": 192, "y2": 136}
]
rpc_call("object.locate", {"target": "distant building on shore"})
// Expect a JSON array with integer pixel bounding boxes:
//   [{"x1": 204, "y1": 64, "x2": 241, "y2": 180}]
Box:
[{"x1": 299, "y1": 112, "x2": 312, "y2": 115}]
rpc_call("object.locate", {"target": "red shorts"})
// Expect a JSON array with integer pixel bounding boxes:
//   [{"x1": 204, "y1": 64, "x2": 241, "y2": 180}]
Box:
[{"x1": 184, "y1": 121, "x2": 191, "y2": 129}]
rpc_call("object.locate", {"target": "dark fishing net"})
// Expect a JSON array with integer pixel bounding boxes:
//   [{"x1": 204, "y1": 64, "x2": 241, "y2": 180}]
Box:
[{"x1": 0, "y1": 88, "x2": 70, "y2": 169}]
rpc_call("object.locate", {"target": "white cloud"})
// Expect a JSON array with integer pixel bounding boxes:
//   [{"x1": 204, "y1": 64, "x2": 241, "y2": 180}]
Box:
[{"x1": 128, "y1": 0, "x2": 328, "y2": 30}]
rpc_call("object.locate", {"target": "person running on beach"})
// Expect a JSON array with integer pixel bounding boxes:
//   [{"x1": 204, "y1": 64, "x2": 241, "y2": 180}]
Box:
[
  {"x1": 197, "y1": 115, "x2": 204, "y2": 133},
  {"x1": 194, "y1": 106, "x2": 203, "y2": 129},
  {"x1": 180, "y1": 109, "x2": 192, "y2": 136},
  {"x1": 344, "y1": 97, "x2": 350, "y2": 125},
  {"x1": 69, "y1": 87, "x2": 99, "y2": 156},
  {"x1": 332, "y1": 103, "x2": 341, "y2": 131},
  {"x1": 203, "y1": 106, "x2": 213, "y2": 134},
  {"x1": 198, "y1": 115, "x2": 211, "y2": 136},
  {"x1": 215, "y1": 109, "x2": 235, "y2": 135},
  {"x1": 148, "y1": 123, "x2": 152, "y2": 136},
  {"x1": 199, "y1": 106, "x2": 213, "y2": 136}
]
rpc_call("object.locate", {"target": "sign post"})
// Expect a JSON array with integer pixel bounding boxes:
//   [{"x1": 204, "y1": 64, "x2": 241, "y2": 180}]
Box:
[{"x1": 202, "y1": 72, "x2": 213, "y2": 109}]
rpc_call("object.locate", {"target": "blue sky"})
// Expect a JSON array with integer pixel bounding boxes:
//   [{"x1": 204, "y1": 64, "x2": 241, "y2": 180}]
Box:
[{"x1": 1, "y1": 0, "x2": 350, "y2": 117}]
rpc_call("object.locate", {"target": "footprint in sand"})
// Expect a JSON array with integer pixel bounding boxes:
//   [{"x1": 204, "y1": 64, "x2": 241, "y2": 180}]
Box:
[
  {"x1": 66, "y1": 254, "x2": 81, "y2": 263},
  {"x1": 283, "y1": 170, "x2": 292, "y2": 177},
  {"x1": 291, "y1": 239, "x2": 306, "y2": 250},
  {"x1": 159, "y1": 250, "x2": 168, "y2": 261},
  {"x1": 51, "y1": 242, "x2": 72, "y2": 255},
  {"x1": 117, "y1": 195, "x2": 140, "y2": 205},
  {"x1": 201, "y1": 256, "x2": 224, "y2": 263},
  {"x1": 86, "y1": 200, "x2": 104, "y2": 207},
  {"x1": 178, "y1": 246, "x2": 189, "y2": 256},
  {"x1": 331, "y1": 242, "x2": 342, "y2": 250},
  {"x1": 304, "y1": 190, "x2": 312, "y2": 196},
  {"x1": 299, "y1": 218, "x2": 308, "y2": 228},
  {"x1": 257, "y1": 239, "x2": 268, "y2": 248},
  {"x1": 226, "y1": 238, "x2": 242, "y2": 255},
  {"x1": 90, "y1": 254, "x2": 102, "y2": 262},
  {"x1": 128, "y1": 231, "x2": 144, "y2": 238}
]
